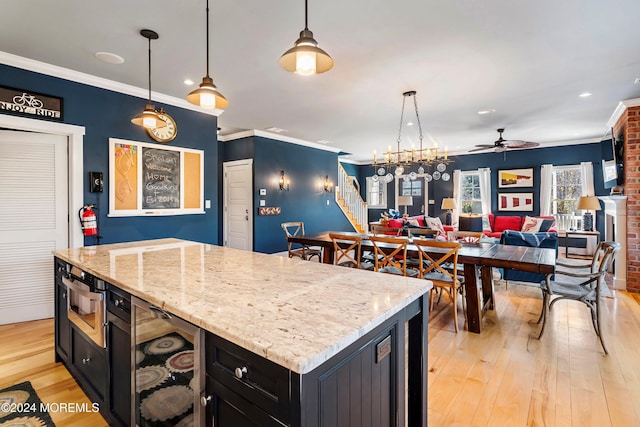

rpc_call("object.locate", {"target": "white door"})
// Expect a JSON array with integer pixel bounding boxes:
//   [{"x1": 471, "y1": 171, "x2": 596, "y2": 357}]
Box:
[
  {"x1": 0, "y1": 130, "x2": 68, "y2": 324},
  {"x1": 223, "y1": 160, "x2": 253, "y2": 250}
]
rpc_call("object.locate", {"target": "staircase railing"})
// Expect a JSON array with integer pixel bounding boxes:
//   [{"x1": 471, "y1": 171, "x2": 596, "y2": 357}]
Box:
[{"x1": 336, "y1": 163, "x2": 367, "y2": 233}]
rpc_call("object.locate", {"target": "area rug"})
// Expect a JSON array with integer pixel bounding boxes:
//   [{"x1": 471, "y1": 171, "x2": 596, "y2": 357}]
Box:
[
  {"x1": 0, "y1": 381, "x2": 55, "y2": 426},
  {"x1": 136, "y1": 332, "x2": 194, "y2": 427}
]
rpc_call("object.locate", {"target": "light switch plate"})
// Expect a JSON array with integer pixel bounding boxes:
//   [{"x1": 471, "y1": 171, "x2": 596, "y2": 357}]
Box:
[
  {"x1": 259, "y1": 188, "x2": 267, "y2": 196},
  {"x1": 205, "y1": 200, "x2": 211, "y2": 209},
  {"x1": 260, "y1": 199, "x2": 266, "y2": 206}
]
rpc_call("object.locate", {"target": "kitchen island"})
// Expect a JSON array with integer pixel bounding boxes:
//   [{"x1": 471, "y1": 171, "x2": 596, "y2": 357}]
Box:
[{"x1": 54, "y1": 238, "x2": 430, "y2": 426}]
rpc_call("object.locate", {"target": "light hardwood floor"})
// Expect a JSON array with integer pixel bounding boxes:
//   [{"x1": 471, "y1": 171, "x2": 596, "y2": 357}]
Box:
[{"x1": 1, "y1": 284, "x2": 639, "y2": 427}]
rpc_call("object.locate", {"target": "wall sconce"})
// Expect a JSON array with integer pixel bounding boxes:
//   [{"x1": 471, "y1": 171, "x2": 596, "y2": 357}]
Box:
[
  {"x1": 323, "y1": 175, "x2": 333, "y2": 192},
  {"x1": 279, "y1": 170, "x2": 290, "y2": 191}
]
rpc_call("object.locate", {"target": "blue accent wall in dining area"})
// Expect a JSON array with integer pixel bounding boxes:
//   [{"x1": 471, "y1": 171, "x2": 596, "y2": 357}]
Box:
[{"x1": 222, "y1": 135, "x2": 354, "y2": 253}]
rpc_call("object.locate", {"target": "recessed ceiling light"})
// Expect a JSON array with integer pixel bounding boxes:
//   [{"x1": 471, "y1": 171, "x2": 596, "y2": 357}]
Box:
[
  {"x1": 634, "y1": 77, "x2": 640, "y2": 84},
  {"x1": 95, "y1": 52, "x2": 124, "y2": 64},
  {"x1": 317, "y1": 140, "x2": 331, "y2": 144},
  {"x1": 184, "y1": 79, "x2": 194, "y2": 85},
  {"x1": 579, "y1": 92, "x2": 592, "y2": 98},
  {"x1": 477, "y1": 109, "x2": 495, "y2": 115},
  {"x1": 406, "y1": 122, "x2": 414, "y2": 126},
  {"x1": 265, "y1": 127, "x2": 288, "y2": 133}
]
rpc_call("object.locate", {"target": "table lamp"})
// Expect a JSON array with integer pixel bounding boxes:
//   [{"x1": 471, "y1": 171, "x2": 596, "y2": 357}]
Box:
[
  {"x1": 441, "y1": 198, "x2": 457, "y2": 226},
  {"x1": 398, "y1": 196, "x2": 413, "y2": 217},
  {"x1": 577, "y1": 195, "x2": 601, "y2": 231}
]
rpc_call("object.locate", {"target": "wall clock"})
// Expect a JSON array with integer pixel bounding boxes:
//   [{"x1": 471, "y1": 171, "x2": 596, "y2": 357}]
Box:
[{"x1": 146, "y1": 111, "x2": 177, "y2": 143}]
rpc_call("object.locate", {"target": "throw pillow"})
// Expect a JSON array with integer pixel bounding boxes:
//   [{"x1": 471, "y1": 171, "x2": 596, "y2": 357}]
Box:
[
  {"x1": 521, "y1": 216, "x2": 544, "y2": 232},
  {"x1": 538, "y1": 219, "x2": 556, "y2": 232},
  {"x1": 481, "y1": 214, "x2": 492, "y2": 232},
  {"x1": 406, "y1": 219, "x2": 420, "y2": 227},
  {"x1": 424, "y1": 216, "x2": 447, "y2": 239}
]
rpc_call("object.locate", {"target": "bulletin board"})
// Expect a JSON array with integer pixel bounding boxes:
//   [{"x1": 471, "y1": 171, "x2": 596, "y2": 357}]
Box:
[{"x1": 108, "y1": 138, "x2": 204, "y2": 217}]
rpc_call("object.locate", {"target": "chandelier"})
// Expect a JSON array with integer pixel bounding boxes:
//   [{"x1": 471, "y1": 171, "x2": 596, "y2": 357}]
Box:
[{"x1": 371, "y1": 91, "x2": 452, "y2": 184}]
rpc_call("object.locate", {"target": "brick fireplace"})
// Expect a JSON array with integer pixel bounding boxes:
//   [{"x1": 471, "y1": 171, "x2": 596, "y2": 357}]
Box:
[{"x1": 611, "y1": 99, "x2": 640, "y2": 292}]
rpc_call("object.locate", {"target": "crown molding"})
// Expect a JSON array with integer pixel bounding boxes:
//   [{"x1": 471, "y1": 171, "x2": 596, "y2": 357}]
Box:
[
  {"x1": 0, "y1": 51, "x2": 222, "y2": 117},
  {"x1": 607, "y1": 97, "x2": 640, "y2": 128},
  {"x1": 220, "y1": 129, "x2": 342, "y2": 153}
]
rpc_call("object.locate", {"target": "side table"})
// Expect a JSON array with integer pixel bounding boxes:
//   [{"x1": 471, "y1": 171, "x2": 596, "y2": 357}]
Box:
[{"x1": 564, "y1": 230, "x2": 600, "y2": 258}]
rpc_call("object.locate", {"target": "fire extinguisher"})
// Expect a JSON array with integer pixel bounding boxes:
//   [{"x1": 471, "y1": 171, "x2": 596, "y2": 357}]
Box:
[{"x1": 79, "y1": 204, "x2": 98, "y2": 237}]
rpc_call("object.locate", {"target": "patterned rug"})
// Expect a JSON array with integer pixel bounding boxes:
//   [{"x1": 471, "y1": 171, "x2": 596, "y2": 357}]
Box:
[
  {"x1": 136, "y1": 332, "x2": 195, "y2": 427},
  {"x1": 0, "y1": 381, "x2": 55, "y2": 427}
]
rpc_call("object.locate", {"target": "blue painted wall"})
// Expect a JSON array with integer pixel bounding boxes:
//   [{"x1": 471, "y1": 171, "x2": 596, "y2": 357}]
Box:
[
  {"x1": 223, "y1": 136, "x2": 354, "y2": 253},
  {"x1": 1, "y1": 64, "x2": 219, "y2": 245},
  {"x1": 354, "y1": 142, "x2": 610, "y2": 234}
]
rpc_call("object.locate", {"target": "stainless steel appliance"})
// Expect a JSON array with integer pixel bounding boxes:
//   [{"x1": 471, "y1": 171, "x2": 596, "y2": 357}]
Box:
[
  {"x1": 132, "y1": 296, "x2": 204, "y2": 426},
  {"x1": 62, "y1": 264, "x2": 106, "y2": 348}
]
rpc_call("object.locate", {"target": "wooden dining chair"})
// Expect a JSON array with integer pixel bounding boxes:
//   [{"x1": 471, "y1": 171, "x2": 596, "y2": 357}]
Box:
[
  {"x1": 329, "y1": 233, "x2": 372, "y2": 270},
  {"x1": 370, "y1": 224, "x2": 401, "y2": 236},
  {"x1": 413, "y1": 239, "x2": 465, "y2": 332},
  {"x1": 447, "y1": 230, "x2": 483, "y2": 243},
  {"x1": 280, "y1": 221, "x2": 322, "y2": 262},
  {"x1": 407, "y1": 228, "x2": 439, "y2": 239},
  {"x1": 368, "y1": 235, "x2": 418, "y2": 277}
]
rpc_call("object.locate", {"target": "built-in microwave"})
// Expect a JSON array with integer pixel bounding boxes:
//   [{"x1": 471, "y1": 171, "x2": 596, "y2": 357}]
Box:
[{"x1": 63, "y1": 265, "x2": 107, "y2": 348}]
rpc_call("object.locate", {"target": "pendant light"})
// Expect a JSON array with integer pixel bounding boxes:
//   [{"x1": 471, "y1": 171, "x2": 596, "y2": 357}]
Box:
[
  {"x1": 186, "y1": 0, "x2": 228, "y2": 109},
  {"x1": 131, "y1": 29, "x2": 168, "y2": 129},
  {"x1": 279, "y1": 0, "x2": 333, "y2": 75}
]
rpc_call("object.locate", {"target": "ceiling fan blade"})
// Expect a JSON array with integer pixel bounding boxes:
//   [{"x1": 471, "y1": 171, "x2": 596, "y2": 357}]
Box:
[
  {"x1": 505, "y1": 140, "x2": 539, "y2": 149},
  {"x1": 468, "y1": 146, "x2": 495, "y2": 152}
]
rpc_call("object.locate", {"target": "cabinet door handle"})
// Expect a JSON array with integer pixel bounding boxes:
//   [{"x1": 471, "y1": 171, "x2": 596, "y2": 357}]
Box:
[
  {"x1": 200, "y1": 395, "x2": 212, "y2": 407},
  {"x1": 82, "y1": 357, "x2": 91, "y2": 364},
  {"x1": 234, "y1": 366, "x2": 248, "y2": 379},
  {"x1": 114, "y1": 298, "x2": 124, "y2": 307}
]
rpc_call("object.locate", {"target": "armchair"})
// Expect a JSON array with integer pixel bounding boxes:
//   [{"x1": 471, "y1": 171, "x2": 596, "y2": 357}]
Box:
[{"x1": 538, "y1": 241, "x2": 620, "y2": 354}]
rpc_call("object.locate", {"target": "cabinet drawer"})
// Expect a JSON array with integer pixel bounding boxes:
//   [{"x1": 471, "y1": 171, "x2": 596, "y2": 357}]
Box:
[
  {"x1": 206, "y1": 375, "x2": 286, "y2": 427},
  {"x1": 206, "y1": 333, "x2": 290, "y2": 423},
  {"x1": 106, "y1": 286, "x2": 130, "y2": 322},
  {"x1": 72, "y1": 327, "x2": 107, "y2": 401}
]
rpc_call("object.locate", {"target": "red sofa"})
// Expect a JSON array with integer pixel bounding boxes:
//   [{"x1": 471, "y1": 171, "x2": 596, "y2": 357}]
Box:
[{"x1": 483, "y1": 214, "x2": 556, "y2": 238}]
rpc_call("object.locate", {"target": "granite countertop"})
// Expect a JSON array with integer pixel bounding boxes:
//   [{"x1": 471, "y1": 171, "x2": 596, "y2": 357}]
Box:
[{"x1": 54, "y1": 238, "x2": 430, "y2": 374}]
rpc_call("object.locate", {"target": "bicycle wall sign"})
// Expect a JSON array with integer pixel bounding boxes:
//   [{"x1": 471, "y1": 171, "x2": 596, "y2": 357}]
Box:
[{"x1": 0, "y1": 85, "x2": 63, "y2": 120}]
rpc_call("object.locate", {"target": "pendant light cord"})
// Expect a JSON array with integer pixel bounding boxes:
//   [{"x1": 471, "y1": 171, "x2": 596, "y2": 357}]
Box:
[
  {"x1": 304, "y1": 0, "x2": 309, "y2": 30},
  {"x1": 147, "y1": 37, "x2": 152, "y2": 102},
  {"x1": 206, "y1": 0, "x2": 210, "y2": 78}
]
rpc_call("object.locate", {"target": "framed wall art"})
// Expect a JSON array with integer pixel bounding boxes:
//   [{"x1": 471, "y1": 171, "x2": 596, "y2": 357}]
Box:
[
  {"x1": 498, "y1": 168, "x2": 533, "y2": 188},
  {"x1": 498, "y1": 193, "x2": 533, "y2": 212}
]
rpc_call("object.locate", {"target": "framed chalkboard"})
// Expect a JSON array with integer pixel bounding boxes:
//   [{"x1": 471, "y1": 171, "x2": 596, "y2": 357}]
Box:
[{"x1": 108, "y1": 138, "x2": 204, "y2": 216}]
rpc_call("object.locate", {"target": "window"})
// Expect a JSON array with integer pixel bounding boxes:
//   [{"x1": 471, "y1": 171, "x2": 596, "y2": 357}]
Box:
[
  {"x1": 552, "y1": 165, "x2": 582, "y2": 230},
  {"x1": 401, "y1": 179, "x2": 422, "y2": 196},
  {"x1": 460, "y1": 171, "x2": 482, "y2": 214},
  {"x1": 366, "y1": 177, "x2": 387, "y2": 208}
]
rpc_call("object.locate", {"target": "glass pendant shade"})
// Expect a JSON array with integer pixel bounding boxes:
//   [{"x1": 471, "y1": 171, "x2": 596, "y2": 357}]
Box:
[
  {"x1": 279, "y1": 29, "x2": 333, "y2": 75},
  {"x1": 186, "y1": 76, "x2": 228, "y2": 109},
  {"x1": 131, "y1": 103, "x2": 167, "y2": 129}
]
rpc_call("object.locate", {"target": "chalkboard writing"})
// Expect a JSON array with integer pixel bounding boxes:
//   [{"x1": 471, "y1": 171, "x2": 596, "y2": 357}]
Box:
[{"x1": 142, "y1": 147, "x2": 180, "y2": 209}]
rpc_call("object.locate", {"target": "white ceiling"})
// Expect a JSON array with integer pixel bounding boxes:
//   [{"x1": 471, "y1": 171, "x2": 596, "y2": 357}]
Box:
[{"x1": 2, "y1": 0, "x2": 640, "y2": 161}]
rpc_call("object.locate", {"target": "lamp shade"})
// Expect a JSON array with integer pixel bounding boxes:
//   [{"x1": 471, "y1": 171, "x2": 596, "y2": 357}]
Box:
[
  {"x1": 398, "y1": 196, "x2": 413, "y2": 206},
  {"x1": 577, "y1": 196, "x2": 601, "y2": 211},
  {"x1": 441, "y1": 198, "x2": 457, "y2": 210}
]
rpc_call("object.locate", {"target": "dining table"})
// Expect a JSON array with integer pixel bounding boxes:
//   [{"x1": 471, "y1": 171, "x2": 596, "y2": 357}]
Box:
[{"x1": 287, "y1": 231, "x2": 556, "y2": 333}]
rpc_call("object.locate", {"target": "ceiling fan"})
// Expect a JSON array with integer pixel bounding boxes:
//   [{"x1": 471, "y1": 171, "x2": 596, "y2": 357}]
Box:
[{"x1": 469, "y1": 128, "x2": 540, "y2": 153}]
